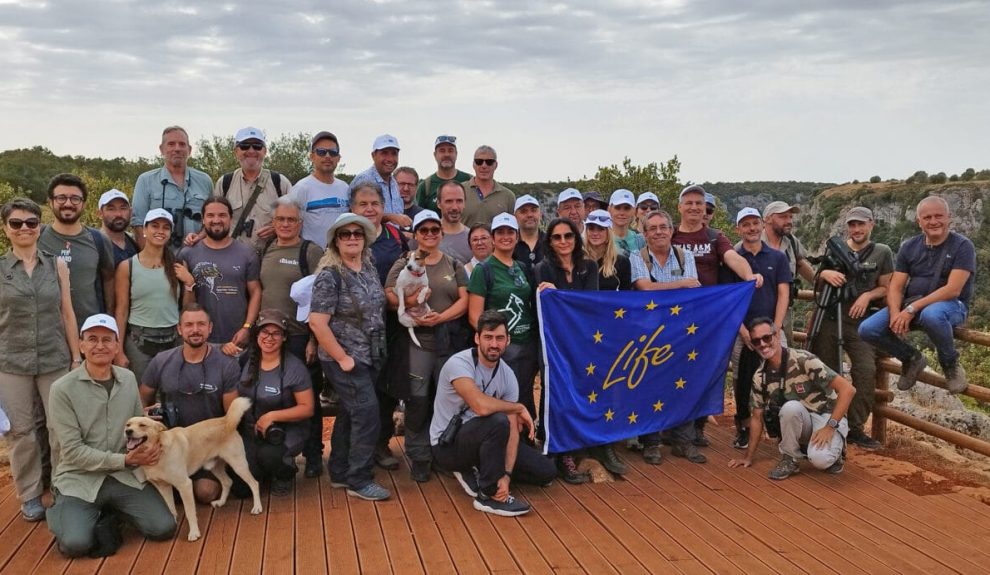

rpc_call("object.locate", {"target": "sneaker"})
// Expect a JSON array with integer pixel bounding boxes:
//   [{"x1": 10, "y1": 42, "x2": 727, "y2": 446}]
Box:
[
  {"x1": 21, "y1": 497, "x2": 45, "y2": 522},
  {"x1": 452, "y1": 468, "x2": 480, "y2": 497},
  {"x1": 557, "y1": 455, "x2": 590, "y2": 484},
  {"x1": 825, "y1": 457, "x2": 844, "y2": 475},
  {"x1": 846, "y1": 429, "x2": 882, "y2": 450},
  {"x1": 733, "y1": 428, "x2": 750, "y2": 450},
  {"x1": 305, "y1": 458, "x2": 324, "y2": 478},
  {"x1": 473, "y1": 493, "x2": 531, "y2": 517},
  {"x1": 374, "y1": 445, "x2": 400, "y2": 470},
  {"x1": 642, "y1": 445, "x2": 663, "y2": 465},
  {"x1": 897, "y1": 352, "x2": 928, "y2": 391},
  {"x1": 768, "y1": 455, "x2": 800, "y2": 480},
  {"x1": 945, "y1": 364, "x2": 968, "y2": 394},
  {"x1": 271, "y1": 478, "x2": 293, "y2": 496},
  {"x1": 589, "y1": 444, "x2": 627, "y2": 475},
  {"x1": 347, "y1": 482, "x2": 391, "y2": 501},
  {"x1": 411, "y1": 460, "x2": 431, "y2": 483},
  {"x1": 671, "y1": 442, "x2": 707, "y2": 464}
]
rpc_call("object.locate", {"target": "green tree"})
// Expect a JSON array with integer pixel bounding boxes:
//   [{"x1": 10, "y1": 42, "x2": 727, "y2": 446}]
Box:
[
  {"x1": 929, "y1": 172, "x2": 948, "y2": 184},
  {"x1": 869, "y1": 175, "x2": 881, "y2": 183},
  {"x1": 578, "y1": 156, "x2": 682, "y2": 213},
  {"x1": 961, "y1": 168, "x2": 976, "y2": 181}
]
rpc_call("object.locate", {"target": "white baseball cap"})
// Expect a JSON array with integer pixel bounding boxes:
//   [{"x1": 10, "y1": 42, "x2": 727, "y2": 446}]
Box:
[
  {"x1": 637, "y1": 192, "x2": 660, "y2": 206},
  {"x1": 80, "y1": 314, "x2": 119, "y2": 337},
  {"x1": 557, "y1": 188, "x2": 582, "y2": 205},
  {"x1": 412, "y1": 210, "x2": 442, "y2": 231},
  {"x1": 491, "y1": 212, "x2": 519, "y2": 231},
  {"x1": 372, "y1": 134, "x2": 400, "y2": 151},
  {"x1": 144, "y1": 208, "x2": 174, "y2": 226},
  {"x1": 234, "y1": 126, "x2": 266, "y2": 145},
  {"x1": 584, "y1": 209, "x2": 612, "y2": 229},
  {"x1": 736, "y1": 207, "x2": 762, "y2": 225},
  {"x1": 98, "y1": 189, "x2": 129, "y2": 209},
  {"x1": 609, "y1": 189, "x2": 635, "y2": 207},
  {"x1": 289, "y1": 275, "x2": 316, "y2": 323},
  {"x1": 514, "y1": 195, "x2": 540, "y2": 212}
]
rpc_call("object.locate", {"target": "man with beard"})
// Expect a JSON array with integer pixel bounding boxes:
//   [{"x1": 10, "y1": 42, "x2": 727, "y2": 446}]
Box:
[
  {"x1": 512, "y1": 195, "x2": 545, "y2": 269},
  {"x1": 131, "y1": 126, "x2": 213, "y2": 250},
  {"x1": 395, "y1": 166, "x2": 424, "y2": 220},
  {"x1": 139, "y1": 304, "x2": 241, "y2": 502},
  {"x1": 416, "y1": 135, "x2": 472, "y2": 214},
  {"x1": 351, "y1": 134, "x2": 409, "y2": 225},
  {"x1": 97, "y1": 189, "x2": 139, "y2": 266},
  {"x1": 39, "y1": 174, "x2": 116, "y2": 321},
  {"x1": 289, "y1": 130, "x2": 350, "y2": 249},
  {"x1": 177, "y1": 196, "x2": 261, "y2": 356},
  {"x1": 437, "y1": 180, "x2": 473, "y2": 264},
  {"x1": 762, "y1": 201, "x2": 816, "y2": 342}
]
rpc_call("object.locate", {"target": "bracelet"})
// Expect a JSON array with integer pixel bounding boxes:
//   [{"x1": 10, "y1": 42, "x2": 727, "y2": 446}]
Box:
[
  {"x1": 71, "y1": 359, "x2": 83, "y2": 365},
  {"x1": 242, "y1": 322, "x2": 252, "y2": 329}
]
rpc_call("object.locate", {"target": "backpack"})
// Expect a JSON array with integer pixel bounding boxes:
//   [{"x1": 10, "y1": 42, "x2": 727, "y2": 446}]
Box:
[
  {"x1": 261, "y1": 238, "x2": 315, "y2": 278},
  {"x1": 639, "y1": 245, "x2": 685, "y2": 282},
  {"x1": 221, "y1": 171, "x2": 283, "y2": 197},
  {"x1": 383, "y1": 222, "x2": 408, "y2": 251}
]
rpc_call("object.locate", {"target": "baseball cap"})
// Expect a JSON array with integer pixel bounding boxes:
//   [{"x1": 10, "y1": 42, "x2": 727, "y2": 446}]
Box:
[
  {"x1": 144, "y1": 208, "x2": 174, "y2": 226},
  {"x1": 256, "y1": 309, "x2": 288, "y2": 330},
  {"x1": 372, "y1": 134, "x2": 400, "y2": 152},
  {"x1": 235, "y1": 126, "x2": 266, "y2": 145},
  {"x1": 491, "y1": 212, "x2": 519, "y2": 231},
  {"x1": 762, "y1": 201, "x2": 800, "y2": 219},
  {"x1": 558, "y1": 188, "x2": 582, "y2": 205},
  {"x1": 704, "y1": 192, "x2": 716, "y2": 207},
  {"x1": 609, "y1": 189, "x2": 635, "y2": 207},
  {"x1": 80, "y1": 314, "x2": 119, "y2": 337},
  {"x1": 736, "y1": 207, "x2": 762, "y2": 225},
  {"x1": 584, "y1": 209, "x2": 612, "y2": 229},
  {"x1": 637, "y1": 192, "x2": 660, "y2": 206},
  {"x1": 583, "y1": 191, "x2": 606, "y2": 205},
  {"x1": 434, "y1": 135, "x2": 457, "y2": 148},
  {"x1": 514, "y1": 195, "x2": 540, "y2": 212},
  {"x1": 845, "y1": 206, "x2": 874, "y2": 223},
  {"x1": 412, "y1": 210, "x2": 442, "y2": 231},
  {"x1": 98, "y1": 189, "x2": 129, "y2": 209},
  {"x1": 310, "y1": 130, "x2": 338, "y2": 150},
  {"x1": 679, "y1": 184, "x2": 706, "y2": 200},
  {"x1": 289, "y1": 275, "x2": 316, "y2": 323}
]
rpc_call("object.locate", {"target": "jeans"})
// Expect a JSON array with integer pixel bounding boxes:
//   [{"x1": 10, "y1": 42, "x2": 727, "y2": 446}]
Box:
[
  {"x1": 323, "y1": 360, "x2": 380, "y2": 490},
  {"x1": 858, "y1": 300, "x2": 967, "y2": 368}
]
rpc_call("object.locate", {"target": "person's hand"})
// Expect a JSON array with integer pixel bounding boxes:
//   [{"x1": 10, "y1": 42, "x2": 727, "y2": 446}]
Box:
[
  {"x1": 740, "y1": 329, "x2": 754, "y2": 351},
  {"x1": 416, "y1": 311, "x2": 442, "y2": 327},
  {"x1": 889, "y1": 309, "x2": 913, "y2": 335},
  {"x1": 255, "y1": 412, "x2": 276, "y2": 436},
  {"x1": 678, "y1": 278, "x2": 701, "y2": 289},
  {"x1": 405, "y1": 286, "x2": 430, "y2": 307},
  {"x1": 810, "y1": 425, "x2": 835, "y2": 449},
  {"x1": 232, "y1": 328, "x2": 251, "y2": 348},
  {"x1": 748, "y1": 273, "x2": 764, "y2": 288},
  {"x1": 385, "y1": 213, "x2": 413, "y2": 228},
  {"x1": 305, "y1": 339, "x2": 318, "y2": 364},
  {"x1": 174, "y1": 262, "x2": 194, "y2": 286},
  {"x1": 538, "y1": 282, "x2": 556, "y2": 292},
  {"x1": 338, "y1": 355, "x2": 356, "y2": 372},
  {"x1": 518, "y1": 406, "x2": 535, "y2": 440},
  {"x1": 820, "y1": 269, "x2": 846, "y2": 288},
  {"x1": 255, "y1": 224, "x2": 275, "y2": 239},
  {"x1": 125, "y1": 441, "x2": 163, "y2": 467},
  {"x1": 114, "y1": 351, "x2": 129, "y2": 368},
  {"x1": 848, "y1": 294, "x2": 871, "y2": 319},
  {"x1": 728, "y1": 457, "x2": 752, "y2": 469},
  {"x1": 183, "y1": 233, "x2": 201, "y2": 247},
  {"x1": 494, "y1": 475, "x2": 511, "y2": 502}
]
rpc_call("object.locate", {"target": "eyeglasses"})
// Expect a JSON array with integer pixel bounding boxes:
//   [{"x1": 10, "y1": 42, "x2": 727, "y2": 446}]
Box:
[
  {"x1": 474, "y1": 158, "x2": 496, "y2": 166},
  {"x1": 273, "y1": 216, "x2": 299, "y2": 224},
  {"x1": 645, "y1": 225, "x2": 672, "y2": 233},
  {"x1": 436, "y1": 135, "x2": 457, "y2": 145},
  {"x1": 6, "y1": 218, "x2": 41, "y2": 230},
  {"x1": 416, "y1": 226, "x2": 442, "y2": 236},
  {"x1": 259, "y1": 329, "x2": 284, "y2": 340},
  {"x1": 550, "y1": 232, "x2": 575, "y2": 242},
  {"x1": 237, "y1": 143, "x2": 265, "y2": 151},
  {"x1": 53, "y1": 195, "x2": 84, "y2": 206},
  {"x1": 752, "y1": 333, "x2": 776, "y2": 346},
  {"x1": 336, "y1": 229, "x2": 366, "y2": 240},
  {"x1": 313, "y1": 147, "x2": 340, "y2": 157}
]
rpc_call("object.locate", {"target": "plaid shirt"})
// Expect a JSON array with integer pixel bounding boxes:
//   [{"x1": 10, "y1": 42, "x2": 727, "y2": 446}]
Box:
[{"x1": 630, "y1": 245, "x2": 698, "y2": 284}]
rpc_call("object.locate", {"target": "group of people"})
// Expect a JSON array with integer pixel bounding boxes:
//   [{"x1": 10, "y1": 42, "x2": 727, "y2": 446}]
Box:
[{"x1": 0, "y1": 124, "x2": 976, "y2": 554}]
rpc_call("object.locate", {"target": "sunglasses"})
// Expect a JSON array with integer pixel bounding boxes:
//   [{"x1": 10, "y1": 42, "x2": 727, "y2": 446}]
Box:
[
  {"x1": 436, "y1": 135, "x2": 457, "y2": 145},
  {"x1": 586, "y1": 213, "x2": 611, "y2": 225},
  {"x1": 474, "y1": 158, "x2": 496, "y2": 166},
  {"x1": 237, "y1": 143, "x2": 265, "y2": 151},
  {"x1": 752, "y1": 333, "x2": 776, "y2": 346},
  {"x1": 53, "y1": 195, "x2": 84, "y2": 206},
  {"x1": 6, "y1": 218, "x2": 41, "y2": 230},
  {"x1": 313, "y1": 147, "x2": 340, "y2": 157},
  {"x1": 336, "y1": 229, "x2": 366, "y2": 240},
  {"x1": 416, "y1": 226, "x2": 442, "y2": 236},
  {"x1": 550, "y1": 232, "x2": 575, "y2": 242}
]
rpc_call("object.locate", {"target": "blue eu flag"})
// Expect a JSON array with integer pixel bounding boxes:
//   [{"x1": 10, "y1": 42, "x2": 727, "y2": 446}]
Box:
[{"x1": 538, "y1": 282, "x2": 754, "y2": 454}]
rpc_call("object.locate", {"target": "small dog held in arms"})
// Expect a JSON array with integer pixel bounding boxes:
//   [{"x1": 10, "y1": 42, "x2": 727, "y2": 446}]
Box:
[
  {"x1": 124, "y1": 397, "x2": 262, "y2": 542},
  {"x1": 395, "y1": 249, "x2": 432, "y2": 347}
]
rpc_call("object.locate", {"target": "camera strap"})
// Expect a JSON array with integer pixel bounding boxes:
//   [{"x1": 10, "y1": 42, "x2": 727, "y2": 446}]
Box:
[{"x1": 232, "y1": 174, "x2": 270, "y2": 239}]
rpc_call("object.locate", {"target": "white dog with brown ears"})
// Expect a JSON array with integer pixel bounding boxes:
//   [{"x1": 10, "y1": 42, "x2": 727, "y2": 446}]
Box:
[
  {"x1": 395, "y1": 249, "x2": 432, "y2": 347},
  {"x1": 124, "y1": 397, "x2": 262, "y2": 541}
]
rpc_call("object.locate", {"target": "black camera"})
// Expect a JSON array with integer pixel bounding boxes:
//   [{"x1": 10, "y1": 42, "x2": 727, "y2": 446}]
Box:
[
  {"x1": 438, "y1": 414, "x2": 463, "y2": 446},
  {"x1": 148, "y1": 403, "x2": 179, "y2": 428},
  {"x1": 263, "y1": 424, "x2": 286, "y2": 445},
  {"x1": 183, "y1": 208, "x2": 203, "y2": 222},
  {"x1": 242, "y1": 219, "x2": 256, "y2": 238},
  {"x1": 808, "y1": 236, "x2": 879, "y2": 299}
]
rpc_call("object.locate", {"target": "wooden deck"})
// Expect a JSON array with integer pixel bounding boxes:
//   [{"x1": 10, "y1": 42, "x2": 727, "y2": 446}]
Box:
[{"x1": 2, "y1": 424, "x2": 990, "y2": 574}]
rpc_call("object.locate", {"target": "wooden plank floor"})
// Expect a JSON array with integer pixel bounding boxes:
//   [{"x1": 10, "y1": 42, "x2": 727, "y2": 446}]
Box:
[{"x1": 3, "y1": 424, "x2": 990, "y2": 574}]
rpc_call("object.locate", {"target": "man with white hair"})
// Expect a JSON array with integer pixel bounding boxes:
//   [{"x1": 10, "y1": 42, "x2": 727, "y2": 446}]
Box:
[{"x1": 461, "y1": 145, "x2": 516, "y2": 227}]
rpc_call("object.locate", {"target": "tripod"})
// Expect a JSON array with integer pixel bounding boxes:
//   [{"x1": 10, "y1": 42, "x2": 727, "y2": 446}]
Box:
[{"x1": 805, "y1": 282, "x2": 854, "y2": 378}]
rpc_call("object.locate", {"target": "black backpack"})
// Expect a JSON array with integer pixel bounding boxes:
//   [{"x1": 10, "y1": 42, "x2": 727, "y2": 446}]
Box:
[{"x1": 221, "y1": 171, "x2": 283, "y2": 197}]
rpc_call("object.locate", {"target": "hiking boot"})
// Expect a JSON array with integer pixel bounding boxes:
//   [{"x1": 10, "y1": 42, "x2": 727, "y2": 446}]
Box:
[
  {"x1": 693, "y1": 430, "x2": 710, "y2": 447},
  {"x1": 733, "y1": 428, "x2": 750, "y2": 450},
  {"x1": 21, "y1": 497, "x2": 45, "y2": 522},
  {"x1": 642, "y1": 445, "x2": 663, "y2": 465},
  {"x1": 557, "y1": 455, "x2": 590, "y2": 484},
  {"x1": 626, "y1": 438, "x2": 644, "y2": 451},
  {"x1": 374, "y1": 445, "x2": 400, "y2": 470},
  {"x1": 846, "y1": 429, "x2": 882, "y2": 450},
  {"x1": 473, "y1": 493, "x2": 531, "y2": 517},
  {"x1": 453, "y1": 468, "x2": 480, "y2": 497},
  {"x1": 589, "y1": 444, "x2": 627, "y2": 475},
  {"x1": 768, "y1": 455, "x2": 800, "y2": 480},
  {"x1": 347, "y1": 482, "x2": 391, "y2": 501},
  {"x1": 305, "y1": 457, "x2": 324, "y2": 478},
  {"x1": 411, "y1": 460, "x2": 432, "y2": 483},
  {"x1": 897, "y1": 352, "x2": 927, "y2": 391},
  {"x1": 671, "y1": 442, "x2": 707, "y2": 464},
  {"x1": 271, "y1": 478, "x2": 293, "y2": 496},
  {"x1": 825, "y1": 457, "x2": 844, "y2": 475},
  {"x1": 945, "y1": 364, "x2": 968, "y2": 394}
]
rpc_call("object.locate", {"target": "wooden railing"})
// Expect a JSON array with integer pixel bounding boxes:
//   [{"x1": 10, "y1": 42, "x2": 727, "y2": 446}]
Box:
[{"x1": 794, "y1": 290, "x2": 990, "y2": 457}]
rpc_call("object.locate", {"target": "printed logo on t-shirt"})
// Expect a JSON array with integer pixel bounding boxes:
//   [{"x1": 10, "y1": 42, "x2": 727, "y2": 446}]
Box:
[
  {"x1": 279, "y1": 258, "x2": 299, "y2": 266},
  {"x1": 499, "y1": 293, "x2": 528, "y2": 332},
  {"x1": 264, "y1": 385, "x2": 281, "y2": 395},
  {"x1": 191, "y1": 261, "x2": 224, "y2": 299},
  {"x1": 679, "y1": 243, "x2": 712, "y2": 257},
  {"x1": 59, "y1": 241, "x2": 72, "y2": 264}
]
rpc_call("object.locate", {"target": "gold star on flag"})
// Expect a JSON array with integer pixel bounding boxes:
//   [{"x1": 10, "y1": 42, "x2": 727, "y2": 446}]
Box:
[
  {"x1": 586, "y1": 363, "x2": 596, "y2": 376},
  {"x1": 675, "y1": 378, "x2": 686, "y2": 389},
  {"x1": 687, "y1": 350, "x2": 698, "y2": 361},
  {"x1": 645, "y1": 300, "x2": 658, "y2": 311},
  {"x1": 653, "y1": 400, "x2": 664, "y2": 412},
  {"x1": 593, "y1": 330, "x2": 603, "y2": 343},
  {"x1": 669, "y1": 305, "x2": 682, "y2": 316},
  {"x1": 587, "y1": 391, "x2": 598, "y2": 403},
  {"x1": 605, "y1": 409, "x2": 615, "y2": 421},
  {"x1": 687, "y1": 323, "x2": 698, "y2": 335},
  {"x1": 614, "y1": 308, "x2": 626, "y2": 319},
  {"x1": 628, "y1": 412, "x2": 638, "y2": 424}
]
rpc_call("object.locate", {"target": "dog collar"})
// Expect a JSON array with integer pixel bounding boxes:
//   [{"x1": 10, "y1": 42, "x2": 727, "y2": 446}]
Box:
[{"x1": 408, "y1": 269, "x2": 426, "y2": 277}]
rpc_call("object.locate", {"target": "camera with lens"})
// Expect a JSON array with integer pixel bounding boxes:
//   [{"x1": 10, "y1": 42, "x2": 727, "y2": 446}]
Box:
[
  {"x1": 369, "y1": 328, "x2": 387, "y2": 370},
  {"x1": 242, "y1": 219, "x2": 256, "y2": 238},
  {"x1": 263, "y1": 424, "x2": 286, "y2": 445},
  {"x1": 762, "y1": 391, "x2": 785, "y2": 440},
  {"x1": 167, "y1": 208, "x2": 187, "y2": 248},
  {"x1": 148, "y1": 403, "x2": 179, "y2": 428},
  {"x1": 808, "y1": 236, "x2": 880, "y2": 300}
]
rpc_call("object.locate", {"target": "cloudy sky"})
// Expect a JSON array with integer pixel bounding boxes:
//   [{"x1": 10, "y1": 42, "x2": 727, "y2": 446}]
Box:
[{"x1": 1, "y1": 0, "x2": 988, "y2": 185}]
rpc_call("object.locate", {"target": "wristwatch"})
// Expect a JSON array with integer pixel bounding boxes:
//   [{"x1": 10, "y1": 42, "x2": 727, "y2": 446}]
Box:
[
  {"x1": 905, "y1": 304, "x2": 916, "y2": 315},
  {"x1": 826, "y1": 418, "x2": 839, "y2": 429}
]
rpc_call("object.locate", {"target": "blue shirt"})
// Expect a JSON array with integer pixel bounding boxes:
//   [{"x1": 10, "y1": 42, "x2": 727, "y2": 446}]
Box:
[
  {"x1": 897, "y1": 231, "x2": 975, "y2": 306},
  {"x1": 630, "y1": 246, "x2": 698, "y2": 284},
  {"x1": 736, "y1": 241, "x2": 791, "y2": 321},
  {"x1": 131, "y1": 166, "x2": 214, "y2": 235},
  {"x1": 351, "y1": 166, "x2": 404, "y2": 215}
]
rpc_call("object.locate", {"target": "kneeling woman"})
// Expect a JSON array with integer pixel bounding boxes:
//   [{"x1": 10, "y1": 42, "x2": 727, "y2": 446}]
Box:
[{"x1": 238, "y1": 309, "x2": 314, "y2": 496}]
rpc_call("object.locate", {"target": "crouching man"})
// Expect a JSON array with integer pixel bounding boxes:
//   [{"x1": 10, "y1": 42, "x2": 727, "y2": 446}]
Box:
[
  {"x1": 47, "y1": 314, "x2": 176, "y2": 557},
  {"x1": 728, "y1": 317, "x2": 856, "y2": 480},
  {"x1": 430, "y1": 310, "x2": 556, "y2": 516}
]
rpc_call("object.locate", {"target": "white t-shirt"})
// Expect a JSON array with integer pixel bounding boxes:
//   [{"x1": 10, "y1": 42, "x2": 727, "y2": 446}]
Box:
[
  {"x1": 430, "y1": 348, "x2": 518, "y2": 445},
  {"x1": 289, "y1": 174, "x2": 350, "y2": 248}
]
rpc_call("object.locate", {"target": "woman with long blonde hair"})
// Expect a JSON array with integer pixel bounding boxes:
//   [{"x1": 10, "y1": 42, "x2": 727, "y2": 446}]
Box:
[{"x1": 582, "y1": 210, "x2": 632, "y2": 291}]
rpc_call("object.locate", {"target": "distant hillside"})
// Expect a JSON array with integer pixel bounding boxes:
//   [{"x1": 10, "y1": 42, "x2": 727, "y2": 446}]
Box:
[{"x1": 700, "y1": 181, "x2": 835, "y2": 216}]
